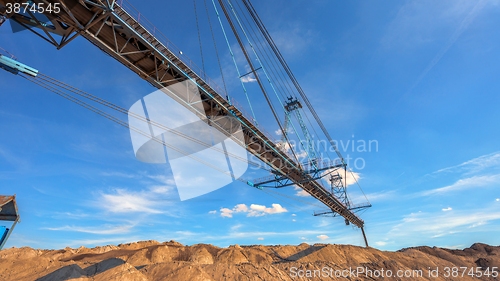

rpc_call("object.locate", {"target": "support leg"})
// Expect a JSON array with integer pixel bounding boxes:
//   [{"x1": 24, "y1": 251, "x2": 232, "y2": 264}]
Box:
[{"x1": 361, "y1": 227, "x2": 369, "y2": 247}]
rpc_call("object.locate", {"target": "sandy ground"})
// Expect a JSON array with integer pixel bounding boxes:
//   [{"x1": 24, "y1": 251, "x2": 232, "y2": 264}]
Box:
[{"x1": 0, "y1": 240, "x2": 499, "y2": 280}]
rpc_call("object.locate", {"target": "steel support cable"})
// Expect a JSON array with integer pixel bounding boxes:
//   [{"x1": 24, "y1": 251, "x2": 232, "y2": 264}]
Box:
[
  {"x1": 209, "y1": 0, "x2": 258, "y2": 127},
  {"x1": 231, "y1": 1, "x2": 328, "y2": 162},
  {"x1": 230, "y1": 5, "x2": 287, "y2": 98},
  {"x1": 228, "y1": 4, "x2": 298, "y2": 149},
  {"x1": 242, "y1": 0, "x2": 345, "y2": 164},
  {"x1": 262, "y1": 188, "x2": 326, "y2": 210},
  {"x1": 203, "y1": 0, "x2": 230, "y2": 99},
  {"x1": 37, "y1": 74, "x2": 244, "y2": 150},
  {"x1": 232, "y1": 0, "x2": 296, "y2": 101},
  {"x1": 216, "y1": 0, "x2": 301, "y2": 167},
  {"x1": 226, "y1": 0, "x2": 291, "y2": 117},
  {"x1": 227, "y1": 0, "x2": 318, "y2": 167},
  {"x1": 33, "y1": 73, "x2": 266, "y2": 170},
  {"x1": 21, "y1": 74, "x2": 244, "y2": 179},
  {"x1": 238, "y1": 4, "x2": 330, "y2": 161},
  {"x1": 230, "y1": 4, "x2": 326, "y2": 162},
  {"x1": 193, "y1": 0, "x2": 206, "y2": 73},
  {"x1": 348, "y1": 167, "x2": 371, "y2": 205}
]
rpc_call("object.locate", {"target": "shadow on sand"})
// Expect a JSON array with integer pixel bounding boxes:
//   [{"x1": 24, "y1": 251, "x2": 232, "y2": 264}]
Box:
[
  {"x1": 273, "y1": 245, "x2": 326, "y2": 263},
  {"x1": 35, "y1": 257, "x2": 125, "y2": 281}
]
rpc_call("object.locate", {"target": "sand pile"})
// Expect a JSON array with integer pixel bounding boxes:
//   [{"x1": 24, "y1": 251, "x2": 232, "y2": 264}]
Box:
[{"x1": 0, "y1": 241, "x2": 498, "y2": 280}]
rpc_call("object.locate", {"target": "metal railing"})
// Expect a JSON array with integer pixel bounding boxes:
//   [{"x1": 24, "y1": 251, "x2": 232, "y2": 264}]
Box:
[{"x1": 116, "y1": 0, "x2": 228, "y2": 99}]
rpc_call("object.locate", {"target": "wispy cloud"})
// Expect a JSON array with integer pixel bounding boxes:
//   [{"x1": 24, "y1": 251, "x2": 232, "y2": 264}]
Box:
[
  {"x1": 404, "y1": 0, "x2": 487, "y2": 95},
  {"x1": 271, "y1": 22, "x2": 316, "y2": 57},
  {"x1": 66, "y1": 237, "x2": 142, "y2": 248},
  {"x1": 349, "y1": 190, "x2": 395, "y2": 204},
  {"x1": 96, "y1": 188, "x2": 174, "y2": 214},
  {"x1": 230, "y1": 224, "x2": 243, "y2": 231},
  {"x1": 51, "y1": 211, "x2": 90, "y2": 220},
  {"x1": 442, "y1": 207, "x2": 453, "y2": 212},
  {"x1": 420, "y1": 174, "x2": 500, "y2": 196},
  {"x1": 433, "y1": 151, "x2": 500, "y2": 175},
  {"x1": 388, "y1": 208, "x2": 500, "y2": 240},
  {"x1": 0, "y1": 146, "x2": 28, "y2": 169},
  {"x1": 100, "y1": 171, "x2": 142, "y2": 179},
  {"x1": 45, "y1": 224, "x2": 134, "y2": 235}
]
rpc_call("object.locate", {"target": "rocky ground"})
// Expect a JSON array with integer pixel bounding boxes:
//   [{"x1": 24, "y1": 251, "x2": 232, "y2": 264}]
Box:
[{"x1": 0, "y1": 241, "x2": 498, "y2": 280}]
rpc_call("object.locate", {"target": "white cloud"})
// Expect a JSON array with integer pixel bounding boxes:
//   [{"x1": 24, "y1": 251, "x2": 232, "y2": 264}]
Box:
[
  {"x1": 496, "y1": 198, "x2": 500, "y2": 202},
  {"x1": 295, "y1": 151, "x2": 309, "y2": 160},
  {"x1": 240, "y1": 76, "x2": 257, "y2": 83},
  {"x1": 248, "y1": 203, "x2": 288, "y2": 217},
  {"x1": 294, "y1": 186, "x2": 311, "y2": 197},
  {"x1": 375, "y1": 241, "x2": 387, "y2": 246},
  {"x1": 257, "y1": 237, "x2": 264, "y2": 241},
  {"x1": 208, "y1": 210, "x2": 217, "y2": 214},
  {"x1": 277, "y1": 141, "x2": 296, "y2": 154},
  {"x1": 317, "y1": 234, "x2": 329, "y2": 241},
  {"x1": 220, "y1": 208, "x2": 233, "y2": 218},
  {"x1": 300, "y1": 237, "x2": 307, "y2": 240},
  {"x1": 292, "y1": 219, "x2": 296, "y2": 222},
  {"x1": 442, "y1": 207, "x2": 453, "y2": 212},
  {"x1": 234, "y1": 204, "x2": 249, "y2": 213},
  {"x1": 220, "y1": 203, "x2": 288, "y2": 218},
  {"x1": 292, "y1": 214, "x2": 297, "y2": 217}
]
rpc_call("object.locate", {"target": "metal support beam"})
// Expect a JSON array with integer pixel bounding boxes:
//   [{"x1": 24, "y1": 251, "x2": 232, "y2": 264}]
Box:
[
  {"x1": 361, "y1": 227, "x2": 369, "y2": 248},
  {"x1": 0, "y1": 218, "x2": 18, "y2": 250}
]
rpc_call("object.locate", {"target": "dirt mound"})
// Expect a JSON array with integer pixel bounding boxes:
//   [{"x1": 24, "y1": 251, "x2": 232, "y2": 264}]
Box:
[{"x1": 1, "y1": 241, "x2": 499, "y2": 280}]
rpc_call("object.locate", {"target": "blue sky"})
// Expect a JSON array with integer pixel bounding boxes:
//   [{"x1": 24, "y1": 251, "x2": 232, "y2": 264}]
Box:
[{"x1": 1, "y1": 0, "x2": 500, "y2": 251}]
